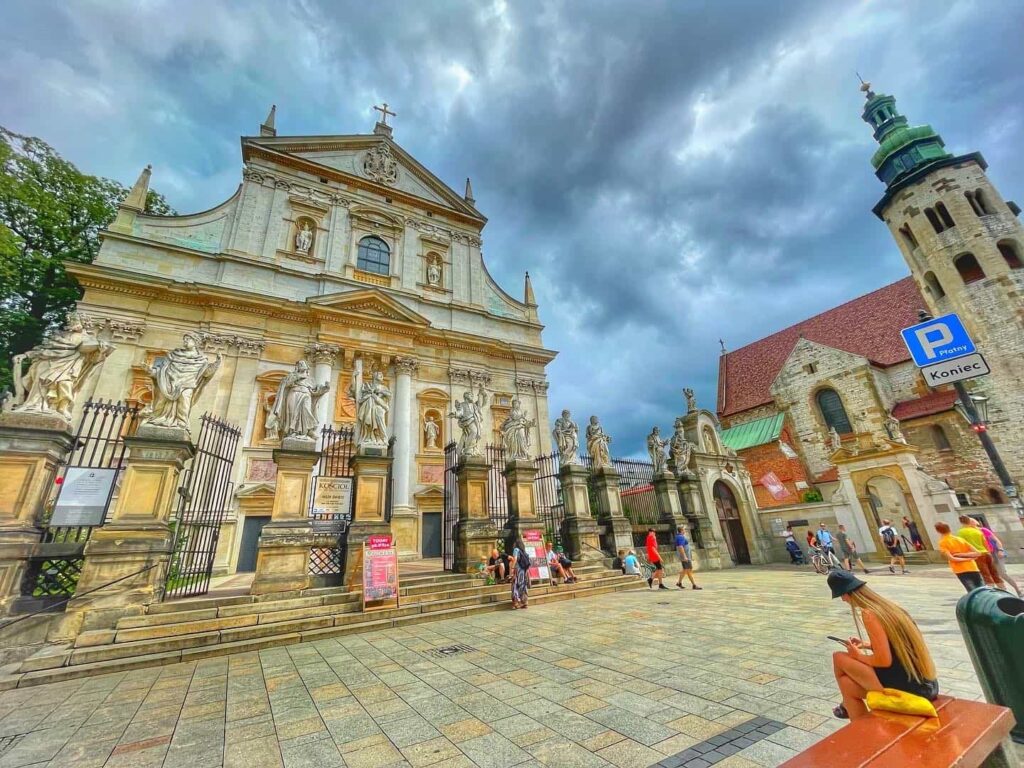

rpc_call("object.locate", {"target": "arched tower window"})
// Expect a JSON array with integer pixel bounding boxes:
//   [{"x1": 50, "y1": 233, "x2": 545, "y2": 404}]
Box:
[
  {"x1": 898, "y1": 224, "x2": 918, "y2": 250},
  {"x1": 930, "y1": 425, "x2": 951, "y2": 451},
  {"x1": 923, "y1": 271, "x2": 946, "y2": 299},
  {"x1": 954, "y1": 253, "x2": 985, "y2": 284},
  {"x1": 816, "y1": 389, "x2": 852, "y2": 434},
  {"x1": 924, "y1": 207, "x2": 943, "y2": 234},
  {"x1": 356, "y1": 236, "x2": 391, "y2": 275},
  {"x1": 935, "y1": 202, "x2": 955, "y2": 230},
  {"x1": 998, "y1": 241, "x2": 1023, "y2": 270}
]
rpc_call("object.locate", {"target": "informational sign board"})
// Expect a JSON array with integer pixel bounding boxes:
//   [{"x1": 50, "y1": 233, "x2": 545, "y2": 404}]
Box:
[
  {"x1": 50, "y1": 467, "x2": 117, "y2": 527},
  {"x1": 362, "y1": 534, "x2": 399, "y2": 610},
  {"x1": 769, "y1": 518, "x2": 786, "y2": 536},
  {"x1": 920, "y1": 352, "x2": 990, "y2": 387},
  {"x1": 900, "y1": 313, "x2": 976, "y2": 367},
  {"x1": 311, "y1": 476, "x2": 353, "y2": 519},
  {"x1": 759, "y1": 471, "x2": 790, "y2": 501},
  {"x1": 522, "y1": 528, "x2": 549, "y2": 581}
]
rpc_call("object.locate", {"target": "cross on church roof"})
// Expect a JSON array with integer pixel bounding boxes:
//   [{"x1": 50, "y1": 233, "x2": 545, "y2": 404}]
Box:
[{"x1": 374, "y1": 102, "x2": 396, "y2": 126}]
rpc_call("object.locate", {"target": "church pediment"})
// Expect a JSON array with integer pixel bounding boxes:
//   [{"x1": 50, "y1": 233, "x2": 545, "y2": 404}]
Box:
[{"x1": 308, "y1": 288, "x2": 431, "y2": 328}]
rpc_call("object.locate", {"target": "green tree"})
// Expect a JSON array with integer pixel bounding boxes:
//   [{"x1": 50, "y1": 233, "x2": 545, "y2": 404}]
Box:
[{"x1": 0, "y1": 127, "x2": 172, "y2": 392}]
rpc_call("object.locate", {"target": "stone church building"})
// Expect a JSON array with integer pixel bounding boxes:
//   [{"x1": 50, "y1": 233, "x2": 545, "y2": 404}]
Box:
[
  {"x1": 65, "y1": 108, "x2": 555, "y2": 569},
  {"x1": 718, "y1": 85, "x2": 1023, "y2": 557}
]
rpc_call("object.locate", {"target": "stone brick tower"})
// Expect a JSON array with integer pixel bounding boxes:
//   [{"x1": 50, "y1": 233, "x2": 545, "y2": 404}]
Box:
[{"x1": 863, "y1": 81, "x2": 1024, "y2": 488}]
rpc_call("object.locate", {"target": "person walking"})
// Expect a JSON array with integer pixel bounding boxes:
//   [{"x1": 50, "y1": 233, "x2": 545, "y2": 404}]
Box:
[
  {"x1": 956, "y1": 515, "x2": 1005, "y2": 589},
  {"x1": 826, "y1": 570, "x2": 938, "y2": 721},
  {"x1": 836, "y1": 524, "x2": 870, "y2": 574},
  {"x1": 674, "y1": 528, "x2": 702, "y2": 590},
  {"x1": 971, "y1": 518, "x2": 1022, "y2": 597},
  {"x1": 935, "y1": 522, "x2": 984, "y2": 592},
  {"x1": 806, "y1": 529, "x2": 818, "y2": 550},
  {"x1": 510, "y1": 536, "x2": 531, "y2": 609},
  {"x1": 878, "y1": 519, "x2": 908, "y2": 574},
  {"x1": 902, "y1": 516, "x2": 924, "y2": 552},
  {"x1": 817, "y1": 523, "x2": 836, "y2": 556},
  {"x1": 645, "y1": 527, "x2": 667, "y2": 590}
]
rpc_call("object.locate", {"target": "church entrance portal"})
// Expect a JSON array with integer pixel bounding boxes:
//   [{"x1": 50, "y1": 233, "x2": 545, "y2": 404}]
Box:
[{"x1": 713, "y1": 481, "x2": 751, "y2": 565}]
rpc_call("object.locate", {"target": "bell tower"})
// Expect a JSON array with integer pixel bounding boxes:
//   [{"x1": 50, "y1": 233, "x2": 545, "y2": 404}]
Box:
[{"x1": 863, "y1": 80, "x2": 1024, "y2": 486}]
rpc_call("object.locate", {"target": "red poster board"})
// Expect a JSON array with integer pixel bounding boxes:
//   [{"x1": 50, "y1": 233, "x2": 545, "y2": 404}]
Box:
[
  {"x1": 759, "y1": 471, "x2": 791, "y2": 501},
  {"x1": 362, "y1": 535, "x2": 400, "y2": 611},
  {"x1": 522, "y1": 528, "x2": 549, "y2": 581}
]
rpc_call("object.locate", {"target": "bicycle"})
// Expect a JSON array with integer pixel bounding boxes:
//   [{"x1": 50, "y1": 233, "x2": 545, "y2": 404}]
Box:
[{"x1": 808, "y1": 545, "x2": 843, "y2": 575}]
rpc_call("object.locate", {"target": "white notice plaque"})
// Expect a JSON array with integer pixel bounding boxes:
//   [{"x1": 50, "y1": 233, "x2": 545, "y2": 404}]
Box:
[
  {"x1": 311, "y1": 477, "x2": 353, "y2": 519},
  {"x1": 51, "y1": 467, "x2": 118, "y2": 527}
]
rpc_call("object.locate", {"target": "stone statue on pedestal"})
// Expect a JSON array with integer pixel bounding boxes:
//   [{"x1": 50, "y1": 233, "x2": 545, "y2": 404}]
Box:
[
  {"x1": 586, "y1": 416, "x2": 612, "y2": 469},
  {"x1": 426, "y1": 257, "x2": 442, "y2": 287},
  {"x1": 348, "y1": 359, "x2": 391, "y2": 448},
  {"x1": 647, "y1": 426, "x2": 669, "y2": 474},
  {"x1": 450, "y1": 383, "x2": 487, "y2": 457},
  {"x1": 9, "y1": 317, "x2": 114, "y2": 421},
  {"x1": 295, "y1": 222, "x2": 313, "y2": 254},
  {"x1": 669, "y1": 417, "x2": 694, "y2": 475},
  {"x1": 827, "y1": 426, "x2": 842, "y2": 454},
  {"x1": 272, "y1": 360, "x2": 329, "y2": 441},
  {"x1": 144, "y1": 332, "x2": 220, "y2": 430},
  {"x1": 683, "y1": 387, "x2": 697, "y2": 413},
  {"x1": 552, "y1": 409, "x2": 580, "y2": 466},
  {"x1": 500, "y1": 396, "x2": 535, "y2": 461},
  {"x1": 424, "y1": 415, "x2": 440, "y2": 449},
  {"x1": 884, "y1": 411, "x2": 905, "y2": 443}
]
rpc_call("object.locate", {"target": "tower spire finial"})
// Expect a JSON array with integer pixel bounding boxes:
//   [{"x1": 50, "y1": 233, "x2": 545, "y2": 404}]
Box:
[
  {"x1": 856, "y1": 73, "x2": 873, "y2": 99},
  {"x1": 464, "y1": 177, "x2": 475, "y2": 205},
  {"x1": 260, "y1": 104, "x2": 277, "y2": 137},
  {"x1": 122, "y1": 164, "x2": 152, "y2": 212},
  {"x1": 524, "y1": 271, "x2": 536, "y2": 306}
]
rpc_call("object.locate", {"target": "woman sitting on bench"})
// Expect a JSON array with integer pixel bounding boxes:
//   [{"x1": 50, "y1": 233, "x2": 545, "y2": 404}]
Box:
[{"x1": 827, "y1": 570, "x2": 938, "y2": 721}]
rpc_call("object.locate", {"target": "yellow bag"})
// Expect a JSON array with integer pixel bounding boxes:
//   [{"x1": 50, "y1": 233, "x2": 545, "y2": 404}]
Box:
[{"x1": 865, "y1": 688, "x2": 938, "y2": 718}]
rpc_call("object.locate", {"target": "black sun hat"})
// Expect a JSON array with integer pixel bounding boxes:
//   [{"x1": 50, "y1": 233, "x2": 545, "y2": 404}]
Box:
[{"x1": 827, "y1": 569, "x2": 866, "y2": 599}]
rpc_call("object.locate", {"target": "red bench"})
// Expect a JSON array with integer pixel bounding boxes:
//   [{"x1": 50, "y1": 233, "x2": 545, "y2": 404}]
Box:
[{"x1": 780, "y1": 696, "x2": 1017, "y2": 768}]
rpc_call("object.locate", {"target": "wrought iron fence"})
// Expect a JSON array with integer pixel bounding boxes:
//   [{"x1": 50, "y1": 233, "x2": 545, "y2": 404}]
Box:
[
  {"x1": 308, "y1": 424, "x2": 355, "y2": 580},
  {"x1": 533, "y1": 450, "x2": 564, "y2": 549},
  {"x1": 442, "y1": 441, "x2": 458, "y2": 571},
  {"x1": 164, "y1": 414, "x2": 240, "y2": 600},
  {"x1": 485, "y1": 444, "x2": 509, "y2": 529}
]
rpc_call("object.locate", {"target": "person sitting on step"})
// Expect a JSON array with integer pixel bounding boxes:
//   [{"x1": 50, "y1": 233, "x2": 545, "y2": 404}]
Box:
[
  {"x1": 545, "y1": 541, "x2": 577, "y2": 584},
  {"x1": 485, "y1": 549, "x2": 509, "y2": 583}
]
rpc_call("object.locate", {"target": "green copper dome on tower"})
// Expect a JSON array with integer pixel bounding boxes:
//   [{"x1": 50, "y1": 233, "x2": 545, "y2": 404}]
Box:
[{"x1": 860, "y1": 80, "x2": 951, "y2": 188}]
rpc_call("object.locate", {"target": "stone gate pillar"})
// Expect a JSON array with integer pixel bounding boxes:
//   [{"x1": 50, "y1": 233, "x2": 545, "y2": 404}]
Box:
[
  {"x1": 676, "y1": 472, "x2": 722, "y2": 570},
  {"x1": 342, "y1": 448, "x2": 394, "y2": 589},
  {"x1": 0, "y1": 412, "x2": 75, "y2": 615},
  {"x1": 503, "y1": 459, "x2": 539, "y2": 550},
  {"x1": 653, "y1": 469, "x2": 686, "y2": 532},
  {"x1": 251, "y1": 438, "x2": 317, "y2": 595},
  {"x1": 591, "y1": 466, "x2": 633, "y2": 554},
  {"x1": 558, "y1": 463, "x2": 602, "y2": 561},
  {"x1": 453, "y1": 455, "x2": 499, "y2": 572}
]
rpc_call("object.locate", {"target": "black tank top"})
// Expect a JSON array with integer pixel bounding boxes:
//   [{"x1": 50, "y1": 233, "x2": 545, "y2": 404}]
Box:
[{"x1": 875, "y1": 653, "x2": 939, "y2": 700}]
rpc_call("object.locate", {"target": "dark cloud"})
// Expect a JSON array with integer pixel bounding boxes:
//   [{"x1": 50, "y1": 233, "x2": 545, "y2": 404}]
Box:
[{"x1": 1, "y1": 0, "x2": 1022, "y2": 454}]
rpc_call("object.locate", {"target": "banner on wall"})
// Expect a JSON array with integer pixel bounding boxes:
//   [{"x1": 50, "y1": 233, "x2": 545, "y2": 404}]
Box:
[{"x1": 759, "y1": 471, "x2": 791, "y2": 501}]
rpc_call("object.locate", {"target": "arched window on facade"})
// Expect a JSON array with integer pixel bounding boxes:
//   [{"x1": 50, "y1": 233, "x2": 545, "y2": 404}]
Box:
[
  {"x1": 954, "y1": 253, "x2": 985, "y2": 284},
  {"x1": 898, "y1": 224, "x2": 918, "y2": 250},
  {"x1": 923, "y1": 271, "x2": 945, "y2": 299},
  {"x1": 356, "y1": 236, "x2": 391, "y2": 275},
  {"x1": 924, "y1": 207, "x2": 943, "y2": 234},
  {"x1": 964, "y1": 189, "x2": 995, "y2": 217},
  {"x1": 935, "y1": 202, "x2": 955, "y2": 230},
  {"x1": 998, "y1": 241, "x2": 1023, "y2": 270},
  {"x1": 816, "y1": 389, "x2": 853, "y2": 434},
  {"x1": 930, "y1": 425, "x2": 951, "y2": 451},
  {"x1": 987, "y1": 488, "x2": 1005, "y2": 505}
]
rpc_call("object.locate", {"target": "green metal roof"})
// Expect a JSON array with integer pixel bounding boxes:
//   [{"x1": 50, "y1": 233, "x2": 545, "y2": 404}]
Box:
[{"x1": 720, "y1": 412, "x2": 784, "y2": 452}]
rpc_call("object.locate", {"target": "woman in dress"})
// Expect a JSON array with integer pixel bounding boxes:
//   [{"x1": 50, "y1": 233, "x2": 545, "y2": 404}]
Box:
[
  {"x1": 827, "y1": 570, "x2": 938, "y2": 720},
  {"x1": 511, "y1": 536, "x2": 530, "y2": 609},
  {"x1": 902, "y1": 516, "x2": 924, "y2": 551}
]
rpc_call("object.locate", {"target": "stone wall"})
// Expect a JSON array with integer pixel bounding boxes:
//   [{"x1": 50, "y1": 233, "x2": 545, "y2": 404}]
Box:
[
  {"x1": 755, "y1": 501, "x2": 842, "y2": 563},
  {"x1": 737, "y1": 421, "x2": 812, "y2": 509}
]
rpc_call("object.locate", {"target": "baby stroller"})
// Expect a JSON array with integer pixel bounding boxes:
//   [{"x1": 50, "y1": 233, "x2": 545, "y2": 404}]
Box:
[{"x1": 785, "y1": 539, "x2": 805, "y2": 565}]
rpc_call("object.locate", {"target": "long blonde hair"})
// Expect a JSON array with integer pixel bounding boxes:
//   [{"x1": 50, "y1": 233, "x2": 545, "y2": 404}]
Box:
[{"x1": 847, "y1": 586, "x2": 935, "y2": 683}]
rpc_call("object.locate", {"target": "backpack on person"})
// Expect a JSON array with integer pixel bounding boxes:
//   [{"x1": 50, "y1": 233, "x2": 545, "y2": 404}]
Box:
[
  {"x1": 516, "y1": 548, "x2": 531, "y2": 571},
  {"x1": 881, "y1": 527, "x2": 897, "y2": 547}
]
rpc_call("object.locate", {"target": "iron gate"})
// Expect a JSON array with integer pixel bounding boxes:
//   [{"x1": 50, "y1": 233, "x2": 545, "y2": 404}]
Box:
[
  {"x1": 17, "y1": 400, "x2": 139, "y2": 612},
  {"x1": 442, "y1": 442, "x2": 458, "y2": 570},
  {"x1": 164, "y1": 414, "x2": 240, "y2": 599},
  {"x1": 308, "y1": 424, "x2": 355, "y2": 584},
  {"x1": 534, "y1": 450, "x2": 564, "y2": 549}
]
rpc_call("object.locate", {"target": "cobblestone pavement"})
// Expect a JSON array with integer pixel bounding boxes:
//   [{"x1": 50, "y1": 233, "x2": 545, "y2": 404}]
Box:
[{"x1": 0, "y1": 564, "x2": 1018, "y2": 768}]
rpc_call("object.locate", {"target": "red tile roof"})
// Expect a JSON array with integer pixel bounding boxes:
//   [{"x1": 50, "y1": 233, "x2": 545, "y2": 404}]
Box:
[
  {"x1": 891, "y1": 390, "x2": 958, "y2": 421},
  {"x1": 815, "y1": 467, "x2": 839, "y2": 483},
  {"x1": 717, "y1": 277, "x2": 924, "y2": 418}
]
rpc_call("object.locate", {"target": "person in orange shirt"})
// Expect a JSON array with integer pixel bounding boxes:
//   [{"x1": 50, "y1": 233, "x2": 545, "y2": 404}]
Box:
[{"x1": 934, "y1": 522, "x2": 984, "y2": 592}]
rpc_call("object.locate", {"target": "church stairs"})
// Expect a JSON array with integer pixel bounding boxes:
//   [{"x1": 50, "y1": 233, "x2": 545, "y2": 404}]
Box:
[{"x1": 3, "y1": 564, "x2": 642, "y2": 688}]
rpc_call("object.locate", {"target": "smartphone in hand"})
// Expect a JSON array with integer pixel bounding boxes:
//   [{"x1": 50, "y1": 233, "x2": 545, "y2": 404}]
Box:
[{"x1": 826, "y1": 636, "x2": 849, "y2": 646}]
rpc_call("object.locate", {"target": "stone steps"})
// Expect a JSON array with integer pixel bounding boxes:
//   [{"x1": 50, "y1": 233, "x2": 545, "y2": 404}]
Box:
[{"x1": 3, "y1": 570, "x2": 643, "y2": 688}]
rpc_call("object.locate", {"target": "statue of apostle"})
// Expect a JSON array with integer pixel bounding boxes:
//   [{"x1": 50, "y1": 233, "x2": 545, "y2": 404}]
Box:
[
  {"x1": 144, "y1": 333, "x2": 220, "y2": 430},
  {"x1": 9, "y1": 316, "x2": 114, "y2": 421},
  {"x1": 348, "y1": 359, "x2": 391, "y2": 447},
  {"x1": 669, "y1": 417, "x2": 693, "y2": 475},
  {"x1": 272, "y1": 360, "x2": 329, "y2": 440},
  {"x1": 500, "y1": 396, "x2": 535, "y2": 461},
  {"x1": 552, "y1": 409, "x2": 580, "y2": 466},
  {"x1": 586, "y1": 415, "x2": 612, "y2": 469},
  {"x1": 295, "y1": 222, "x2": 313, "y2": 254},
  {"x1": 424, "y1": 414, "x2": 440, "y2": 449},
  {"x1": 884, "y1": 411, "x2": 906, "y2": 443},
  {"x1": 450, "y1": 383, "x2": 487, "y2": 456},
  {"x1": 647, "y1": 426, "x2": 670, "y2": 474},
  {"x1": 683, "y1": 387, "x2": 698, "y2": 414}
]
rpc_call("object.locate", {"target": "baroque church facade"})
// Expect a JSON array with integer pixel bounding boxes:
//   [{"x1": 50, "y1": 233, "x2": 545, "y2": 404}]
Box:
[{"x1": 65, "y1": 108, "x2": 555, "y2": 570}]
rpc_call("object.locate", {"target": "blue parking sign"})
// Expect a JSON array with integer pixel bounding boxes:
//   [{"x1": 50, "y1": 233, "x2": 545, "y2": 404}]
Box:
[{"x1": 900, "y1": 313, "x2": 976, "y2": 367}]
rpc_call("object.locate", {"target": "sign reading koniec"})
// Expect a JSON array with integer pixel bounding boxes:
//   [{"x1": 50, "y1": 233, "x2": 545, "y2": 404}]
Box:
[
  {"x1": 920, "y1": 353, "x2": 991, "y2": 386},
  {"x1": 50, "y1": 467, "x2": 118, "y2": 527}
]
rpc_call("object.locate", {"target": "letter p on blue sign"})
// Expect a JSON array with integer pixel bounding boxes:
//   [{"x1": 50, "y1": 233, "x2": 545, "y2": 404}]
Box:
[{"x1": 900, "y1": 313, "x2": 976, "y2": 367}]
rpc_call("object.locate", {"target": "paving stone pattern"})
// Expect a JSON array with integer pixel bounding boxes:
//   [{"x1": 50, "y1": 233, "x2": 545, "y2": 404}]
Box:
[{"x1": 0, "y1": 565, "x2": 1013, "y2": 768}]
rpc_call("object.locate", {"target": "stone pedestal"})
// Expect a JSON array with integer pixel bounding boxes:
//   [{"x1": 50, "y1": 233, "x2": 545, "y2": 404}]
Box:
[
  {"x1": 558, "y1": 463, "x2": 602, "y2": 561},
  {"x1": 0, "y1": 412, "x2": 75, "y2": 615},
  {"x1": 251, "y1": 439, "x2": 318, "y2": 595},
  {"x1": 342, "y1": 448, "x2": 394, "y2": 589},
  {"x1": 453, "y1": 455, "x2": 500, "y2": 573},
  {"x1": 653, "y1": 470, "x2": 685, "y2": 531},
  {"x1": 69, "y1": 425, "x2": 194, "y2": 628},
  {"x1": 676, "y1": 473, "x2": 722, "y2": 570},
  {"x1": 591, "y1": 466, "x2": 634, "y2": 555},
  {"x1": 503, "y1": 460, "x2": 540, "y2": 550}
]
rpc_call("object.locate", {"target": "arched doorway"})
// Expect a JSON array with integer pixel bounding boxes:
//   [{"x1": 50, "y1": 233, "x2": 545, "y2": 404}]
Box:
[
  {"x1": 713, "y1": 481, "x2": 751, "y2": 565},
  {"x1": 864, "y1": 475, "x2": 921, "y2": 551}
]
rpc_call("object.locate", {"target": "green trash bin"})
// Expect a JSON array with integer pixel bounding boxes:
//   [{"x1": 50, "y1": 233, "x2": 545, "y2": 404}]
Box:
[{"x1": 956, "y1": 587, "x2": 1024, "y2": 744}]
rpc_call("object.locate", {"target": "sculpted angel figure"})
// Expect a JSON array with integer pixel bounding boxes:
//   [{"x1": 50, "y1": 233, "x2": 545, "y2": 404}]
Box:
[
  {"x1": 450, "y1": 383, "x2": 487, "y2": 456},
  {"x1": 647, "y1": 426, "x2": 670, "y2": 474},
  {"x1": 10, "y1": 317, "x2": 113, "y2": 420},
  {"x1": 295, "y1": 222, "x2": 313, "y2": 254},
  {"x1": 272, "y1": 360, "x2": 329, "y2": 440},
  {"x1": 145, "y1": 333, "x2": 220, "y2": 430},
  {"x1": 348, "y1": 360, "x2": 391, "y2": 447},
  {"x1": 552, "y1": 409, "x2": 580, "y2": 466},
  {"x1": 586, "y1": 415, "x2": 612, "y2": 469},
  {"x1": 669, "y1": 417, "x2": 693, "y2": 475},
  {"x1": 500, "y1": 396, "x2": 536, "y2": 461},
  {"x1": 683, "y1": 387, "x2": 697, "y2": 413}
]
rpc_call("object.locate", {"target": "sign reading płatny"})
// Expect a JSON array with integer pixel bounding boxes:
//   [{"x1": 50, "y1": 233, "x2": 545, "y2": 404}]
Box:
[
  {"x1": 363, "y1": 535, "x2": 398, "y2": 602},
  {"x1": 50, "y1": 467, "x2": 118, "y2": 527},
  {"x1": 900, "y1": 313, "x2": 976, "y2": 367},
  {"x1": 311, "y1": 476, "x2": 353, "y2": 519}
]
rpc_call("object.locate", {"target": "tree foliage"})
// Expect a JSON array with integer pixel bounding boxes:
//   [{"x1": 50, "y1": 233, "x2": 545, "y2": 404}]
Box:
[{"x1": 0, "y1": 126, "x2": 173, "y2": 391}]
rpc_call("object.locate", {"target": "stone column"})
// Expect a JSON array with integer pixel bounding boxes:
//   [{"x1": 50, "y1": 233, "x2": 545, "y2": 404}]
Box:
[
  {"x1": 251, "y1": 438, "x2": 317, "y2": 595},
  {"x1": 591, "y1": 466, "x2": 634, "y2": 554},
  {"x1": 342, "y1": 449, "x2": 394, "y2": 588},
  {"x1": 390, "y1": 357, "x2": 418, "y2": 559},
  {"x1": 558, "y1": 463, "x2": 602, "y2": 561},
  {"x1": 306, "y1": 343, "x2": 341, "y2": 429},
  {"x1": 503, "y1": 459, "x2": 540, "y2": 550},
  {"x1": 453, "y1": 455, "x2": 499, "y2": 572},
  {"x1": 676, "y1": 472, "x2": 721, "y2": 570},
  {"x1": 653, "y1": 469, "x2": 686, "y2": 531},
  {"x1": 68, "y1": 424, "x2": 194, "y2": 629},
  {"x1": 0, "y1": 412, "x2": 75, "y2": 615}
]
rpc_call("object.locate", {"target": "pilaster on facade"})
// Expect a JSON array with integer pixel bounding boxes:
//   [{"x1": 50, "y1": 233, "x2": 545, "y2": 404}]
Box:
[
  {"x1": 304, "y1": 342, "x2": 342, "y2": 365},
  {"x1": 448, "y1": 367, "x2": 491, "y2": 387},
  {"x1": 199, "y1": 332, "x2": 266, "y2": 358},
  {"x1": 394, "y1": 356, "x2": 419, "y2": 376}
]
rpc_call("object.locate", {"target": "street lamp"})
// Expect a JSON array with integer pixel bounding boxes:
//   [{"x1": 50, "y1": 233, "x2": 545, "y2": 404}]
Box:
[{"x1": 954, "y1": 393, "x2": 990, "y2": 433}]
